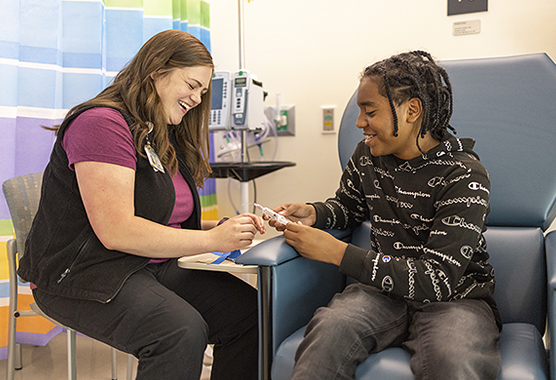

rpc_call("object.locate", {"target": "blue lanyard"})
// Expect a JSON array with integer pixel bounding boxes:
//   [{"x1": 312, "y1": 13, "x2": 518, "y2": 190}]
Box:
[{"x1": 208, "y1": 249, "x2": 242, "y2": 265}]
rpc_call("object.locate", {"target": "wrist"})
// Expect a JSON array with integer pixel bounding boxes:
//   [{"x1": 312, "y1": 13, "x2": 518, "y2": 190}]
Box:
[
  {"x1": 334, "y1": 241, "x2": 348, "y2": 266},
  {"x1": 305, "y1": 204, "x2": 317, "y2": 226}
]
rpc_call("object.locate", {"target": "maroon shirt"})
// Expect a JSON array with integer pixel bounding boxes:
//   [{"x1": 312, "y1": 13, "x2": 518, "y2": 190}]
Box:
[{"x1": 62, "y1": 107, "x2": 194, "y2": 262}]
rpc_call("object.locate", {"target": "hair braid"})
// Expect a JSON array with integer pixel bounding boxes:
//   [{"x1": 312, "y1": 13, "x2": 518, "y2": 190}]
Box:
[{"x1": 380, "y1": 66, "x2": 399, "y2": 137}]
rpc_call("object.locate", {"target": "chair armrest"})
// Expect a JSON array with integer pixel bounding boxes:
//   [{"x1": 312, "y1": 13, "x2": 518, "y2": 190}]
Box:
[
  {"x1": 546, "y1": 230, "x2": 556, "y2": 290},
  {"x1": 236, "y1": 228, "x2": 353, "y2": 267},
  {"x1": 545, "y1": 230, "x2": 556, "y2": 380},
  {"x1": 236, "y1": 235, "x2": 298, "y2": 266}
]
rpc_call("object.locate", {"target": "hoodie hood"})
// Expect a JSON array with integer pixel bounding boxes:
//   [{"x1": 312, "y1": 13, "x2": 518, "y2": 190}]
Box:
[
  {"x1": 379, "y1": 132, "x2": 479, "y2": 171},
  {"x1": 431, "y1": 132, "x2": 478, "y2": 160}
]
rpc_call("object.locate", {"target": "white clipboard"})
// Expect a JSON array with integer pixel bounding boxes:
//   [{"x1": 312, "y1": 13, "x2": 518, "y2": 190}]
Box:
[{"x1": 177, "y1": 253, "x2": 258, "y2": 274}]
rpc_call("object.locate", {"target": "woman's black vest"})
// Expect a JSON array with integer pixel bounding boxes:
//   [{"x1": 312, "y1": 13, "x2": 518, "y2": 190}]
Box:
[{"x1": 18, "y1": 106, "x2": 201, "y2": 302}]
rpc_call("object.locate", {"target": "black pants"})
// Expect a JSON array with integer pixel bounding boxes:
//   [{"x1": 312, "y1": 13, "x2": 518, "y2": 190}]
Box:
[{"x1": 34, "y1": 259, "x2": 258, "y2": 380}]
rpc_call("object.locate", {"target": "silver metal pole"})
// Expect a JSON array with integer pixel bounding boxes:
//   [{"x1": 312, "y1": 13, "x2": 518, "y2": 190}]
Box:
[
  {"x1": 238, "y1": 0, "x2": 246, "y2": 69},
  {"x1": 238, "y1": 0, "x2": 248, "y2": 167},
  {"x1": 259, "y1": 266, "x2": 273, "y2": 380},
  {"x1": 241, "y1": 130, "x2": 248, "y2": 163}
]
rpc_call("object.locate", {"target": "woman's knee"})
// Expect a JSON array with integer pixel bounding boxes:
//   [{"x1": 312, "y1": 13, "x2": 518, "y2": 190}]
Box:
[{"x1": 157, "y1": 303, "x2": 208, "y2": 347}]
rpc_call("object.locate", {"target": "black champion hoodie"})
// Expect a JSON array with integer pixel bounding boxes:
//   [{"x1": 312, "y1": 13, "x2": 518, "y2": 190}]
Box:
[{"x1": 311, "y1": 133, "x2": 499, "y2": 326}]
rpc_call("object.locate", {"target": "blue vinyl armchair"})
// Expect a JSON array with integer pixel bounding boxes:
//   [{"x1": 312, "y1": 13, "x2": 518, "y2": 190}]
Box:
[{"x1": 237, "y1": 53, "x2": 556, "y2": 380}]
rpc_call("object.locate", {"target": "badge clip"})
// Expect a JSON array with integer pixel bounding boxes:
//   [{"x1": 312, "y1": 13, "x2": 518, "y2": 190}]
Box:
[{"x1": 145, "y1": 122, "x2": 165, "y2": 173}]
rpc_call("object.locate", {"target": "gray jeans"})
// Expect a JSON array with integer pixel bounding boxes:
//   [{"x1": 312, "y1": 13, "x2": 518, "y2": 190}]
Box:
[{"x1": 291, "y1": 283, "x2": 500, "y2": 380}]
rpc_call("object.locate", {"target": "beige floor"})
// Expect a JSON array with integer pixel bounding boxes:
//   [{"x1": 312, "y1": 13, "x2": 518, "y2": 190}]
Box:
[{"x1": 0, "y1": 332, "x2": 212, "y2": 379}]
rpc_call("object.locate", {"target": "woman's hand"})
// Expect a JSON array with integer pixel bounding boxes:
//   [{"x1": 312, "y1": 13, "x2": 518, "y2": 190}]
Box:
[
  {"x1": 209, "y1": 213, "x2": 265, "y2": 252},
  {"x1": 282, "y1": 222, "x2": 347, "y2": 266}
]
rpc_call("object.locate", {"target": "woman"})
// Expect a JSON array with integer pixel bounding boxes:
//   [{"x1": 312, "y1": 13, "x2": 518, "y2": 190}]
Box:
[{"x1": 18, "y1": 30, "x2": 264, "y2": 380}]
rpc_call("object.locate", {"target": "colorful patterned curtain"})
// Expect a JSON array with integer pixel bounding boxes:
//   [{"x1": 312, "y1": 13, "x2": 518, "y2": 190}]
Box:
[{"x1": 0, "y1": 0, "x2": 214, "y2": 359}]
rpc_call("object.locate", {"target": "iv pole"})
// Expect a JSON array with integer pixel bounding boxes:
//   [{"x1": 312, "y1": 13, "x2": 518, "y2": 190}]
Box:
[
  {"x1": 238, "y1": 0, "x2": 246, "y2": 71},
  {"x1": 230, "y1": 0, "x2": 293, "y2": 214},
  {"x1": 232, "y1": 4, "x2": 293, "y2": 378},
  {"x1": 237, "y1": 0, "x2": 250, "y2": 214}
]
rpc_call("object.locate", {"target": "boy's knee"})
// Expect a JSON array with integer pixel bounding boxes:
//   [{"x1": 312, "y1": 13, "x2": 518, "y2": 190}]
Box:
[
  {"x1": 306, "y1": 306, "x2": 365, "y2": 343},
  {"x1": 411, "y1": 347, "x2": 500, "y2": 380}
]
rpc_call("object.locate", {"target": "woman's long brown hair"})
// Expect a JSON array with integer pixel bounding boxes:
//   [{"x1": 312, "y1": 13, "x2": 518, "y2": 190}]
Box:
[{"x1": 57, "y1": 29, "x2": 214, "y2": 187}]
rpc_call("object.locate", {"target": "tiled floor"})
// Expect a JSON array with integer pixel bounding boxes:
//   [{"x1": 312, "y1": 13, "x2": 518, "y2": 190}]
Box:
[{"x1": 0, "y1": 332, "x2": 212, "y2": 379}]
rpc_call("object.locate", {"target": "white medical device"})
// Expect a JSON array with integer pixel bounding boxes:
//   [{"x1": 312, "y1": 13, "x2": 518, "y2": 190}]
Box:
[
  {"x1": 254, "y1": 203, "x2": 292, "y2": 225},
  {"x1": 209, "y1": 70, "x2": 265, "y2": 131},
  {"x1": 209, "y1": 72, "x2": 232, "y2": 131}
]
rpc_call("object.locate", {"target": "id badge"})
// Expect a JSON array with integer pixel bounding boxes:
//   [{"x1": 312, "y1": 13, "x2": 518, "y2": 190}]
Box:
[{"x1": 145, "y1": 144, "x2": 165, "y2": 173}]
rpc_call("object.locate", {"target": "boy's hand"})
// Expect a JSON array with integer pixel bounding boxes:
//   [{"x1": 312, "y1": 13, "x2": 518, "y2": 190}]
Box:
[
  {"x1": 266, "y1": 203, "x2": 317, "y2": 230},
  {"x1": 283, "y1": 222, "x2": 347, "y2": 266}
]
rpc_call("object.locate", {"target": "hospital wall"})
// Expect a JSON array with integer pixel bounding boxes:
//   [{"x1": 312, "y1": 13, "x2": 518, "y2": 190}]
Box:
[{"x1": 210, "y1": 0, "x2": 556, "y2": 237}]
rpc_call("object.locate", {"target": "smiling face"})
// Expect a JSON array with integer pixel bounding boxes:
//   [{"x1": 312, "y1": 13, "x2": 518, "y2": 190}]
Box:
[
  {"x1": 152, "y1": 65, "x2": 213, "y2": 125},
  {"x1": 356, "y1": 76, "x2": 438, "y2": 160}
]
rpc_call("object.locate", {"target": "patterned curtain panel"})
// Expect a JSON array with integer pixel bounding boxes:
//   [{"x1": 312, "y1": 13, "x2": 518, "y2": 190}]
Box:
[{"x1": 0, "y1": 0, "x2": 214, "y2": 359}]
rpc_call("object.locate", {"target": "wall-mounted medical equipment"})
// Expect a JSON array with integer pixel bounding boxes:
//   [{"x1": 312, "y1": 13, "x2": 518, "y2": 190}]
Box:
[{"x1": 209, "y1": 69, "x2": 265, "y2": 132}]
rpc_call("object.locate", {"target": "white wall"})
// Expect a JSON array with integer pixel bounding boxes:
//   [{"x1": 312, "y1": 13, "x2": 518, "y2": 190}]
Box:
[{"x1": 209, "y1": 0, "x2": 556, "y2": 237}]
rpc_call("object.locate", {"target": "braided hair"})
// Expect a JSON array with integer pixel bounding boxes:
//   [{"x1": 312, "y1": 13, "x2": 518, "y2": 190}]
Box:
[{"x1": 362, "y1": 51, "x2": 456, "y2": 154}]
